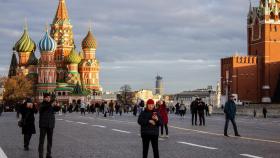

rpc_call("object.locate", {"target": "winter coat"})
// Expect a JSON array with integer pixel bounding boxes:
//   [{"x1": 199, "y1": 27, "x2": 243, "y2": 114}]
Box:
[
  {"x1": 138, "y1": 109, "x2": 162, "y2": 137},
  {"x1": 224, "y1": 100, "x2": 236, "y2": 119},
  {"x1": 197, "y1": 101, "x2": 206, "y2": 114},
  {"x1": 190, "y1": 100, "x2": 198, "y2": 113},
  {"x1": 39, "y1": 101, "x2": 61, "y2": 129},
  {"x1": 20, "y1": 103, "x2": 38, "y2": 134},
  {"x1": 159, "y1": 104, "x2": 168, "y2": 124}
]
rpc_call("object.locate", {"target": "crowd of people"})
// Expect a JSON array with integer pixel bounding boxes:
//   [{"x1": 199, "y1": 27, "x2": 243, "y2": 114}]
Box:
[{"x1": 2, "y1": 93, "x2": 275, "y2": 158}]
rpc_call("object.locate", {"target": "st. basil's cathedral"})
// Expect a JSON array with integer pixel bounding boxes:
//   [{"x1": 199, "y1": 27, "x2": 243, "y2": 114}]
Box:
[{"x1": 8, "y1": 0, "x2": 101, "y2": 103}]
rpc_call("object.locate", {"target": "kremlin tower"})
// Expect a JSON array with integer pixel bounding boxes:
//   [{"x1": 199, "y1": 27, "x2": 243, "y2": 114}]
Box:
[
  {"x1": 221, "y1": 0, "x2": 280, "y2": 103},
  {"x1": 9, "y1": 0, "x2": 101, "y2": 103}
]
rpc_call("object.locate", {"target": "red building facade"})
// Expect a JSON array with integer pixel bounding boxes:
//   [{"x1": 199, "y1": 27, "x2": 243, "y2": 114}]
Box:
[{"x1": 221, "y1": 0, "x2": 280, "y2": 103}]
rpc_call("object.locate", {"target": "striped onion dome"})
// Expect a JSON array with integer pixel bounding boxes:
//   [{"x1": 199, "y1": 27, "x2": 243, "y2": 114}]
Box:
[
  {"x1": 82, "y1": 30, "x2": 97, "y2": 49},
  {"x1": 14, "y1": 29, "x2": 36, "y2": 52},
  {"x1": 38, "y1": 30, "x2": 57, "y2": 52},
  {"x1": 27, "y1": 52, "x2": 39, "y2": 65},
  {"x1": 65, "y1": 49, "x2": 81, "y2": 64}
]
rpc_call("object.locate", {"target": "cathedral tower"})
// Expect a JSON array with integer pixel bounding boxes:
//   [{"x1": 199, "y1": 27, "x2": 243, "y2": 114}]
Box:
[
  {"x1": 50, "y1": 0, "x2": 74, "y2": 82},
  {"x1": 79, "y1": 29, "x2": 101, "y2": 91},
  {"x1": 37, "y1": 30, "x2": 57, "y2": 94},
  {"x1": 14, "y1": 26, "x2": 36, "y2": 76}
]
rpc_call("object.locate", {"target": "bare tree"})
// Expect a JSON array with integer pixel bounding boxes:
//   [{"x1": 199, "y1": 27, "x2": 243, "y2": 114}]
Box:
[{"x1": 118, "y1": 84, "x2": 134, "y2": 106}]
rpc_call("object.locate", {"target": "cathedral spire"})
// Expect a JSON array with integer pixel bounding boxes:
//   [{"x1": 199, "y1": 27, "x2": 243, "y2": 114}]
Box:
[
  {"x1": 8, "y1": 50, "x2": 18, "y2": 78},
  {"x1": 53, "y1": 0, "x2": 69, "y2": 23}
]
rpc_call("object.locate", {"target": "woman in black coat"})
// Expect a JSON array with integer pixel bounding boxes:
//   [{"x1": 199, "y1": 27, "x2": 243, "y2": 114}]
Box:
[
  {"x1": 138, "y1": 99, "x2": 162, "y2": 158},
  {"x1": 20, "y1": 98, "x2": 38, "y2": 151}
]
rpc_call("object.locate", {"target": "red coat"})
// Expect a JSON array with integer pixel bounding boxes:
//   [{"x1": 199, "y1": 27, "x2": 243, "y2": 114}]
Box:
[{"x1": 159, "y1": 104, "x2": 168, "y2": 124}]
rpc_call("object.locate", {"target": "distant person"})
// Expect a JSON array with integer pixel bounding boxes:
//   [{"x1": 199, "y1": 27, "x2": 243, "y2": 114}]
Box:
[
  {"x1": 0, "y1": 103, "x2": 3, "y2": 116},
  {"x1": 190, "y1": 98, "x2": 198, "y2": 125},
  {"x1": 159, "y1": 101, "x2": 169, "y2": 138},
  {"x1": 104, "y1": 102, "x2": 109, "y2": 117},
  {"x1": 38, "y1": 93, "x2": 61, "y2": 158},
  {"x1": 253, "y1": 109, "x2": 256, "y2": 118},
  {"x1": 263, "y1": 107, "x2": 267, "y2": 118},
  {"x1": 197, "y1": 98, "x2": 206, "y2": 126},
  {"x1": 175, "y1": 103, "x2": 180, "y2": 115},
  {"x1": 138, "y1": 99, "x2": 162, "y2": 158},
  {"x1": 224, "y1": 95, "x2": 241, "y2": 137},
  {"x1": 109, "y1": 100, "x2": 114, "y2": 116},
  {"x1": 95, "y1": 102, "x2": 100, "y2": 116},
  {"x1": 79, "y1": 100, "x2": 86, "y2": 116},
  {"x1": 115, "y1": 102, "x2": 120, "y2": 114},
  {"x1": 179, "y1": 102, "x2": 186, "y2": 117},
  {"x1": 205, "y1": 104, "x2": 210, "y2": 116},
  {"x1": 20, "y1": 98, "x2": 38, "y2": 151},
  {"x1": 133, "y1": 105, "x2": 138, "y2": 116}
]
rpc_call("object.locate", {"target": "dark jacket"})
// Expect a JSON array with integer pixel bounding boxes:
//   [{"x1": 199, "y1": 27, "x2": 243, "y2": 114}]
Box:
[
  {"x1": 190, "y1": 100, "x2": 198, "y2": 113},
  {"x1": 20, "y1": 103, "x2": 38, "y2": 134},
  {"x1": 197, "y1": 101, "x2": 206, "y2": 114},
  {"x1": 39, "y1": 101, "x2": 61, "y2": 129},
  {"x1": 224, "y1": 100, "x2": 236, "y2": 119},
  {"x1": 138, "y1": 109, "x2": 162, "y2": 137}
]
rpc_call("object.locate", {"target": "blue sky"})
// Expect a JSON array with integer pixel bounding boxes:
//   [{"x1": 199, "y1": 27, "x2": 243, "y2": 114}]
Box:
[{"x1": 0, "y1": 0, "x2": 256, "y2": 93}]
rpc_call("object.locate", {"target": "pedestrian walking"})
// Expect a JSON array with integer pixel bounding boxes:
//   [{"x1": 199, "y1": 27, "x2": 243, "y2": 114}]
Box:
[
  {"x1": 263, "y1": 107, "x2": 267, "y2": 118},
  {"x1": 20, "y1": 98, "x2": 38, "y2": 151},
  {"x1": 133, "y1": 105, "x2": 138, "y2": 116},
  {"x1": 79, "y1": 100, "x2": 86, "y2": 116},
  {"x1": 190, "y1": 98, "x2": 198, "y2": 125},
  {"x1": 104, "y1": 102, "x2": 108, "y2": 117},
  {"x1": 205, "y1": 104, "x2": 210, "y2": 116},
  {"x1": 159, "y1": 101, "x2": 169, "y2": 138},
  {"x1": 179, "y1": 102, "x2": 185, "y2": 117},
  {"x1": 138, "y1": 99, "x2": 162, "y2": 158},
  {"x1": 197, "y1": 98, "x2": 206, "y2": 126},
  {"x1": 253, "y1": 109, "x2": 257, "y2": 118},
  {"x1": 38, "y1": 93, "x2": 61, "y2": 158},
  {"x1": 109, "y1": 100, "x2": 114, "y2": 116},
  {"x1": 95, "y1": 102, "x2": 100, "y2": 116},
  {"x1": 224, "y1": 94, "x2": 241, "y2": 137}
]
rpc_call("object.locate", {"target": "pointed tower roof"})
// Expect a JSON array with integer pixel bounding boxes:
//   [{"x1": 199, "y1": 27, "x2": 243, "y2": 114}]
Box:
[
  {"x1": 8, "y1": 51, "x2": 18, "y2": 78},
  {"x1": 53, "y1": 0, "x2": 70, "y2": 24},
  {"x1": 27, "y1": 51, "x2": 39, "y2": 65}
]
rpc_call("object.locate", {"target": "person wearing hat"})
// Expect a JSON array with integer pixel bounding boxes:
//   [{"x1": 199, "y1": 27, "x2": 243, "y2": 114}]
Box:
[
  {"x1": 19, "y1": 98, "x2": 38, "y2": 151},
  {"x1": 138, "y1": 99, "x2": 162, "y2": 158},
  {"x1": 38, "y1": 93, "x2": 61, "y2": 158},
  {"x1": 224, "y1": 94, "x2": 241, "y2": 137}
]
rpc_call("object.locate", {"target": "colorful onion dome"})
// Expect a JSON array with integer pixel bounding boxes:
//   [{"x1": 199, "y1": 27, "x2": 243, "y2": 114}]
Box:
[
  {"x1": 14, "y1": 29, "x2": 36, "y2": 52},
  {"x1": 27, "y1": 52, "x2": 39, "y2": 65},
  {"x1": 82, "y1": 30, "x2": 97, "y2": 49},
  {"x1": 65, "y1": 49, "x2": 81, "y2": 64},
  {"x1": 38, "y1": 30, "x2": 57, "y2": 52}
]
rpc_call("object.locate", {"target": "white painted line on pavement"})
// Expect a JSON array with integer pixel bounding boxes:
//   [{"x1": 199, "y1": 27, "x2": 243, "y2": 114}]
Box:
[
  {"x1": 170, "y1": 125, "x2": 280, "y2": 144},
  {"x1": 159, "y1": 138, "x2": 165, "y2": 141},
  {"x1": 65, "y1": 120, "x2": 74, "y2": 123},
  {"x1": 112, "y1": 129, "x2": 131, "y2": 134},
  {"x1": 177, "y1": 141, "x2": 218, "y2": 150},
  {"x1": 76, "y1": 122, "x2": 88, "y2": 125},
  {"x1": 56, "y1": 119, "x2": 63, "y2": 121},
  {"x1": 0, "y1": 147, "x2": 8, "y2": 158},
  {"x1": 240, "y1": 154, "x2": 263, "y2": 158},
  {"x1": 91, "y1": 125, "x2": 106, "y2": 128}
]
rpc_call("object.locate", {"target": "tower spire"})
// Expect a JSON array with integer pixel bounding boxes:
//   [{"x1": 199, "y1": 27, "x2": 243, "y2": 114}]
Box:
[
  {"x1": 53, "y1": 0, "x2": 69, "y2": 23},
  {"x1": 24, "y1": 17, "x2": 28, "y2": 30}
]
